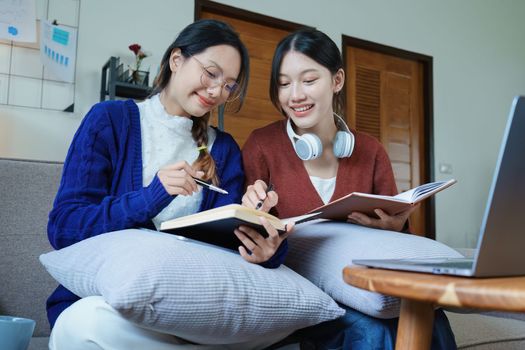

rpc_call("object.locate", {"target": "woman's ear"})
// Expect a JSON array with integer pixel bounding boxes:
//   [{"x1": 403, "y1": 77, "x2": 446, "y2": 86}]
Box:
[
  {"x1": 333, "y1": 68, "x2": 345, "y2": 94},
  {"x1": 169, "y1": 48, "x2": 183, "y2": 72}
]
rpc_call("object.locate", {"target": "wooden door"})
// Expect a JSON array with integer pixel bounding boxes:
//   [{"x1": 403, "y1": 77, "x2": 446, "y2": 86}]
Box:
[
  {"x1": 344, "y1": 39, "x2": 433, "y2": 237},
  {"x1": 197, "y1": 1, "x2": 306, "y2": 147}
]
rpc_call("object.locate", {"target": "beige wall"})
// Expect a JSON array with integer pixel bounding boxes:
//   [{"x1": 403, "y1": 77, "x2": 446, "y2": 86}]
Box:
[{"x1": 1, "y1": 0, "x2": 524, "y2": 248}]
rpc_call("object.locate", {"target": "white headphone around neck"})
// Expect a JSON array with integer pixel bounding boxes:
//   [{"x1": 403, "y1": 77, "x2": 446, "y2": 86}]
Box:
[{"x1": 286, "y1": 113, "x2": 355, "y2": 161}]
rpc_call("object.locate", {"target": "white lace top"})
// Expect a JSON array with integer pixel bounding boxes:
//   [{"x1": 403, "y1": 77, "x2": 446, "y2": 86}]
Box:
[{"x1": 137, "y1": 94, "x2": 216, "y2": 229}]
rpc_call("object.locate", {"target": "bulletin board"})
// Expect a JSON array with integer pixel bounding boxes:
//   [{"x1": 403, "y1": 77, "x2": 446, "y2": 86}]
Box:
[{"x1": 0, "y1": 0, "x2": 80, "y2": 112}]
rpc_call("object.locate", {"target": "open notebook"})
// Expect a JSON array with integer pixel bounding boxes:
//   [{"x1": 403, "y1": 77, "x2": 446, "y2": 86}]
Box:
[
  {"x1": 307, "y1": 179, "x2": 456, "y2": 220},
  {"x1": 160, "y1": 204, "x2": 318, "y2": 250}
]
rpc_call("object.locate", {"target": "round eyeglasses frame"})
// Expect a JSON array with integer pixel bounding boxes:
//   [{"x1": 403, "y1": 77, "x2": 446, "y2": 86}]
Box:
[{"x1": 189, "y1": 55, "x2": 241, "y2": 103}]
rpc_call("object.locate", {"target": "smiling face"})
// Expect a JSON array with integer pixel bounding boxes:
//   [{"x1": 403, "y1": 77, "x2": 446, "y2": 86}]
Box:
[
  {"x1": 163, "y1": 44, "x2": 241, "y2": 117},
  {"x1": 277, "y1": 50, "x2": 344, "y2": 134}
]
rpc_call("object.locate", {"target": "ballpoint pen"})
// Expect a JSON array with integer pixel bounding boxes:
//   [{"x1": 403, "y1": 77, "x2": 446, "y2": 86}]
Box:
[
  {"x1": 255, "y1": 183, "x2": 274, "y2": 210},
  {"x1": 191, "y1": 176, "x2": 229, "y2": 195}
]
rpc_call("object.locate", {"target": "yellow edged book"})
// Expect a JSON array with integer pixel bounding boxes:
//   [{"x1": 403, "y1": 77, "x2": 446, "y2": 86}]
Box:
[{"x1": 160, "y1": 204, "x2": 318, "y2": 250}]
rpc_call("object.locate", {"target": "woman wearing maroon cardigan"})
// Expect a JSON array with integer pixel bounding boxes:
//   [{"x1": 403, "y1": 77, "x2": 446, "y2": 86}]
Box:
[{"x1": 241, "y1": 29, "x2": 457, "y2": 349}]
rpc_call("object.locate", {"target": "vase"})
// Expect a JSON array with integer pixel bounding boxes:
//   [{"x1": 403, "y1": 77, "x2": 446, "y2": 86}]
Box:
[{"x1": 130, "y1": 70, "x2": 149, "y2": 86}]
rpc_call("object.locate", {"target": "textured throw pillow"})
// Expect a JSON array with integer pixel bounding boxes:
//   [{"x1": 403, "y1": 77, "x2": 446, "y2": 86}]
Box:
[
  {"x1": 39, "y1": 229, "x2": 344, "y2": 344},
  {"x1": 285, "y1": 221, "x2": 463, "y2": 319}
]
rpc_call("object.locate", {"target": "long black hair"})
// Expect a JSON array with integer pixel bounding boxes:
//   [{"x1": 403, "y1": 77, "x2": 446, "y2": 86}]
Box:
[
  {"x1": 269, "y1": 28, "x2": 344, "y2": 116},
  {"x1": 150, "y1": 19, "x2": 250, "y2": 185}
]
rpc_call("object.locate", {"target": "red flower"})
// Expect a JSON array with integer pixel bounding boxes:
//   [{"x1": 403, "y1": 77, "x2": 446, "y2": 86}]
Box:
[
  {"x1": 129, "y1": 44, "x2": 141, "y2": 55},
  {"x1": 128, "y1": 43, "x2": 149, "y2": 82}
]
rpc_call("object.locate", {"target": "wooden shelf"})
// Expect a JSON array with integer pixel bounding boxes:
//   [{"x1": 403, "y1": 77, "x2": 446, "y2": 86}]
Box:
[
  {"x1": 112, "y1": 81, "x2": 151, "y2": 100},
  {"x1": 100, "y1": 57, "x2": 152, "y2": 101}
]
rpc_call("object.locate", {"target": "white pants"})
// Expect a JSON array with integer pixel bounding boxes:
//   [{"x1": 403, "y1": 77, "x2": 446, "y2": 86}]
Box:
[{"x1": 49, "y1": 296, "x2": 290, "y2": 350}]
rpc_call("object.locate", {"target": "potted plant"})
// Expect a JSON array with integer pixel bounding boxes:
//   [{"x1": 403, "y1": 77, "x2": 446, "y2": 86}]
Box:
[{"x1": 128, "y1": 43, "x2": 149, "y2": 85}]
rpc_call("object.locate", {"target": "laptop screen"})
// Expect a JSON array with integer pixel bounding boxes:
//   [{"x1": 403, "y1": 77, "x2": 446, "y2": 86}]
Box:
[{"x1": 473, "y1": 96, "x2": 525, "y2": 277}]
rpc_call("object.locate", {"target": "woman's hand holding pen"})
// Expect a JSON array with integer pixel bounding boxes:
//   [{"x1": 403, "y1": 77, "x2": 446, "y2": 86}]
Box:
[
  {"x1": 242, "y1": 180, "x2": 278, "y2": 212},
  {"x1": 237, "y1": 179, "x2": 290, "y2": 264},
  {"x1": 157, "y1": 161, "x2": 203, "y2": 196}
]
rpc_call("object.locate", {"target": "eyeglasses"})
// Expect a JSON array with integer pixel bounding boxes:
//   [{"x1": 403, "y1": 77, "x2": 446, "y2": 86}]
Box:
[{"x1": 190, "y1": 55, "x2": 241, "y2": 102}]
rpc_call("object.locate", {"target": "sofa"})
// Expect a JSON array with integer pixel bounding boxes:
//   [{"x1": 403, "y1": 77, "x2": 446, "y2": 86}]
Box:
[{"x1": 1, "y1": 156, "x2": 525, "y2": 350}]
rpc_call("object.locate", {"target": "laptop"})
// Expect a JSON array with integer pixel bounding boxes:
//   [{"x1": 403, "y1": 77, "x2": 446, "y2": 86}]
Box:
[{"x1": 353, "y1": 96, "x2": 525, "y2": 277}]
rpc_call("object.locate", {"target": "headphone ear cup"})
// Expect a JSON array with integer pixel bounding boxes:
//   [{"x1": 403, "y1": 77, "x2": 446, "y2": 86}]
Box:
[
  {"x1": 295, "y1": 133, "x2": 323, "y2": 160},
  {"x1": 333, "y1": 130, "x2": 355, "y2": 158}
]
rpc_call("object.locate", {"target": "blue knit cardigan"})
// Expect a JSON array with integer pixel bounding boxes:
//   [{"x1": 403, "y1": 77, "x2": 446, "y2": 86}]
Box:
[{"x1": 46, "y1": 99, "x2": 287, "y2": 327}]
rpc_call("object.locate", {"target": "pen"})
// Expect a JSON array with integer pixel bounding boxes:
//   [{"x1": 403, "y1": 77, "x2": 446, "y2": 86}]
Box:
[
  {"x1": 192, "y1": 176, "x2": 229, "y2": 195},
  {"x1": 255, "y1": 183, "x2": 274, "y2": 210}
]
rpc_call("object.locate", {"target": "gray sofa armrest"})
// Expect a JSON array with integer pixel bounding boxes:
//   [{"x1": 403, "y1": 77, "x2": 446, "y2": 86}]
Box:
[{"x1": 0, "y1": 158, "x2": 63, "y2": 342}]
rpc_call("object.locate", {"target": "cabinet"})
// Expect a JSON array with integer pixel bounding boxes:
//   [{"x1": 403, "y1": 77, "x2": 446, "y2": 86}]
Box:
[{"x1": 100, "y1": 56, "x2": 152, "y2": 101}]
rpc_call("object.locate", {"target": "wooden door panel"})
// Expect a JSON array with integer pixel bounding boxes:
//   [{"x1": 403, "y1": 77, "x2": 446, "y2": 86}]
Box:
[
  {"x1": 388, "y1": 142, "x2": 411, "y2": 163},
  {"x1": 387, "y1": 127, "x2": 411, "y2": 144},
  {"x1": 383, "y1": 71, "x2": 412, "y2": 194},
  {"x1": 392, "y1": 163, "x2": 411, "y2": 186},
  {"x1": 354, "y1": 66, "x2": 381, "y2": 140},
  {"x1": 239, "y1": 96, "x2": 279, "y2": 121},
  {"x1": 354, "y1": 48, "x2": 413, "y2": 76},
  {"x1": 239, "y1": 37, "x2": 278, "y2": 61},
  {"x1": 384, "y1": 73, "x2": 411, "y2": 128},
  {"x1": 222, "y1": 117, "x2": 273, "y2": 146},
  {"x1": 249, "y1": 61, "x2": 273, "y2": 80},
  {"x1": 200, "y1": 11, "x2": 295, "y2": 147},
  {"x1": 345, "y1": 44, "x2": 428, "y2": 235}
]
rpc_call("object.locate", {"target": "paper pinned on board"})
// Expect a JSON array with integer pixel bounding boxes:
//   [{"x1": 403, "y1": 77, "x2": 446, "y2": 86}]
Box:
[
  {"x1": 0, "y1": 0, "x2": 37, "y2": 42},
  {"x1": 40, "y1": 20, "x2": 77, "y2": 83}
]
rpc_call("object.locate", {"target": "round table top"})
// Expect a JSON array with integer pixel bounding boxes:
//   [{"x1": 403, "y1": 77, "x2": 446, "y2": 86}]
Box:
[{"x1": 343, "y1": 266, "x2": 525, "y2": 312}]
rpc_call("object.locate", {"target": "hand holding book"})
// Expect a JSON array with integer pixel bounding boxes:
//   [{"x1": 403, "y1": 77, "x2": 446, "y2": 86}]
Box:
[
  {"x1": 234, "y1": 215, "x2": 294, "y2": 264},
  {"x1": 160, "y1": 204, "x2": 316, "y2": 251},
  {"x1": 308, "y1": 179, "x2": 457, "y2": 220},
  {"x1": 344, "y1": 180, "x2": 453, "y2": 230},
  {"x1": 347, "y1": 203, "x2": 420, "y2": 232}
]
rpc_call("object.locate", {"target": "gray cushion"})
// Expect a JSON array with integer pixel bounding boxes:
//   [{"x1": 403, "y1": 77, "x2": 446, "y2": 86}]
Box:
[
  {"x1": 39, "y1": 229, "x2": 345, "y2": 344},
  {"x1": 0, "y1": 158, "x2": 62, "y2": 338},
  {"x1": 285, "y1": 221, "x2": 463, "y2": 318},
  {"x1": 28, "y1": 336, "x2": 50, "y2": 350}
]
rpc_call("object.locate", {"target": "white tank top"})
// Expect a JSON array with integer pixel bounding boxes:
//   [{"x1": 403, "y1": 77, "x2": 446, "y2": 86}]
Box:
[{"x1": 309, "y1": 175, "x2": 336, "y2": 204}]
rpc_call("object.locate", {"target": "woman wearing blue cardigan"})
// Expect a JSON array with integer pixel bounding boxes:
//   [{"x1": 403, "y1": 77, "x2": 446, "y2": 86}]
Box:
[{"x1": 47, "y1": 20, "x2": 289, "y2": 349}]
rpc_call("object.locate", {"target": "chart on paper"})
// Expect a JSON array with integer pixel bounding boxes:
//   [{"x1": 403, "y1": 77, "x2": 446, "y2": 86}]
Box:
[{"x1": 0, "y1": 0, "x2": 80, "y2": 112}]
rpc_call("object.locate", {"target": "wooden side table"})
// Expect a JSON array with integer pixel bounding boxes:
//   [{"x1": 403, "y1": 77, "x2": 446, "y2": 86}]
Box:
[{"x1": 343, "y1": 266, "x2": 525, "y2": 350}]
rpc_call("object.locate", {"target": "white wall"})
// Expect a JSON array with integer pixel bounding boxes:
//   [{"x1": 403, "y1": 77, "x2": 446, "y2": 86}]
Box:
[{"x1": 1, "y1": 0, "x2": 524, "y2": 248}]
